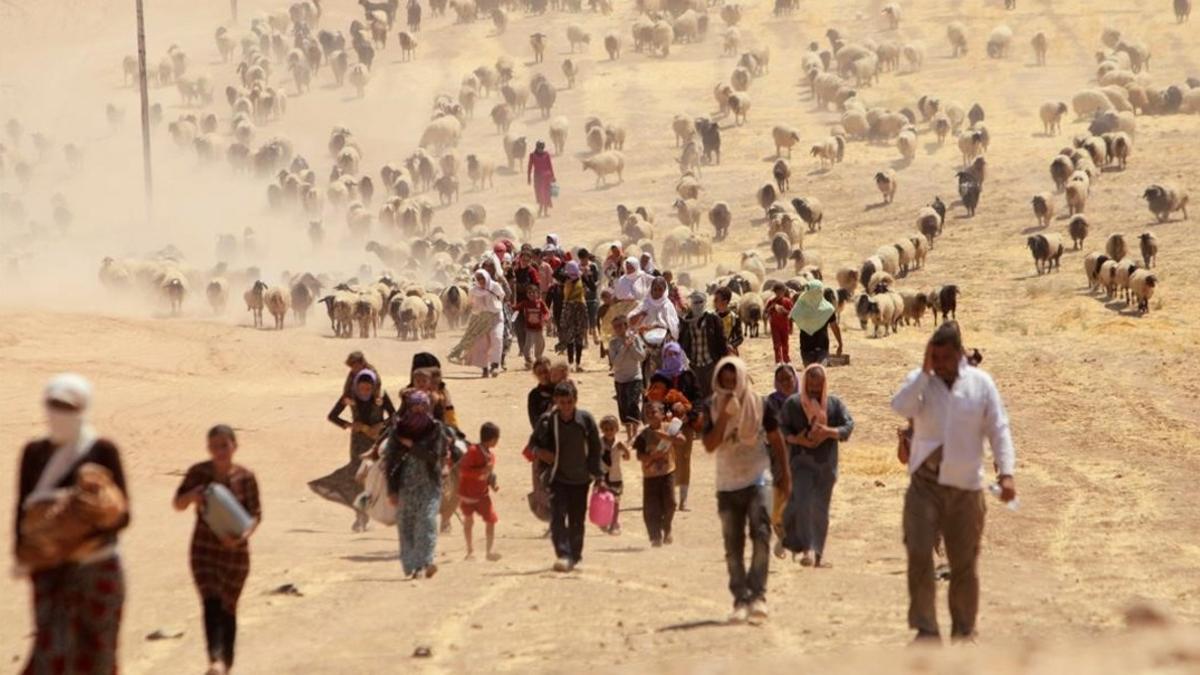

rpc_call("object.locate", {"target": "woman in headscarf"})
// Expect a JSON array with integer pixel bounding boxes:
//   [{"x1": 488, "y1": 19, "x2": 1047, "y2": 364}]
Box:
[
  {"x1": 653, "y1": 342, "x2": 701, "y2": 511},
  {"x1": 556, "y1": 260, "x2": 590, "y2": 371},
  {"x1": 763, "y1": 364, "x2": 799, "y2": 558},
  {"x1": 789, "y1": 279, "x2": 844, "y2": 366},
  {"x1": 449, "y1": 269, "x2": 507, "y2": 377},
  {"x1": 174, "y1": 425, "x2": 261, "y2": 675},
  {"x1": 527, "y1": 140, "x2": 556, "y2": 217},
  {"x1": 386, "y1": 389, "x2": 461, "y2": 578},
  {"x1": 602, "y1": 243, "x2": 624, "y2": 286},
  {"x1": 602, "y1": 257, "x2": 650, "y2": 345},
  {"x1": 639, "y1": 252, "x2": 657, "y2": 275},
  {"x1": 313, "y1": 369, "x2": 394, "y2": 531},
  {"x1": 628, "y1": 276, "x2": 681, "y2": 340},
  {"x1": 779, "y1": 364, "x2": 854, "y2": 568},
  {"x1": 409, "y1": 352, "x2": 457, "y2": 428},
  {"x1": 15, "y1": 374, "x2": 129, "y2": 675}
]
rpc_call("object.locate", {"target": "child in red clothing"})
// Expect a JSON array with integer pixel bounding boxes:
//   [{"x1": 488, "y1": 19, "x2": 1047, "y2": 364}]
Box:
[
  {"x1": 459, "y1": 422, "x2": 502, "y2": 561},
  {"x1": 515, "y1": 286, "x2": 551, "y2": 367},
  {"x1": 764, "y1": 283, "x2": 795, "y2": 365}
]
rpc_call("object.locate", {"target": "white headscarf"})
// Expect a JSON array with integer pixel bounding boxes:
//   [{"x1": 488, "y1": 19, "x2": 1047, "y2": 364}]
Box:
[
  {"x1": 630, "y1": 278, "x2": 680, "y2": 338},
  {"x1": 711, "y1": 357, "x2": 762, "y2": 445},
  {"x1": 470, "y1": 269, "x2": 505, "y2": 313},
  {"x1": 26, "y1": 374, "x2": 99, "y2": 506},
  {"x1": 613, "y1": 256, "x2": 650, "y2": 301}
]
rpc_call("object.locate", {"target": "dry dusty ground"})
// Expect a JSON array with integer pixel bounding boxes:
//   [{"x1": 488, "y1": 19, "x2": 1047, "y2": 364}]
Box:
[{"x1": 2, "y1": 0, "x2": 1200, "y2": 671}]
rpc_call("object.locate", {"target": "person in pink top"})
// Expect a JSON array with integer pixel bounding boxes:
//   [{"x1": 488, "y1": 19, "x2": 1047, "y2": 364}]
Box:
[{"x1": 527, "y1": 140, "x2": 556, "y2": 217}]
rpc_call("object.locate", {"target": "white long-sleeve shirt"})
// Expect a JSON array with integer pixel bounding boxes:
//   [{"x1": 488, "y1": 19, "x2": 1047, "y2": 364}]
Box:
[{"x1": 890, "y1": 360, "x2": 1016, "y2": 491}]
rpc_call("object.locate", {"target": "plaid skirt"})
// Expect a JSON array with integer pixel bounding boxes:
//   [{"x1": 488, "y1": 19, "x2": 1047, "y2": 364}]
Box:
[
  {"x1": 25, "y1": 557, "x2": 124, "y2": 675},
  {"x1": 448, "y1": 311, "x2": 501, "y2": 367}
]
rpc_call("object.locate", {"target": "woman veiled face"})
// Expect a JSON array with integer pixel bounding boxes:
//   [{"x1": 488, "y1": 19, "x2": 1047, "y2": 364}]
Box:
[
  {"x1": 354, "y1": 381, "x2": 374, "y2": 400},
  {"x1": 776, "y1": 368, "x2": 797, "y2": 396}
]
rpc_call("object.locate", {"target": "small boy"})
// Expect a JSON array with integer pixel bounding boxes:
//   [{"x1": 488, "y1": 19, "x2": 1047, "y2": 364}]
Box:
[
  {"x1": 607, "y1": 314, "x2": 646, "y2": 442},
  {"x1": 633, "y1": 401, "x2": 680, "y2": 547},
  {"x1": 516, "y1": 286, "x2": 550, "y2": 368},
  {"x1": 764, "y1": 283, "x2": 795, "y2": 365},
  {"x1": 459, "y1": 422, "x2": 501, "y2": 561},
  {"x1": 598, "y1": 415, "x2": 630, "y2": 535},
  {"x1": 713, "y1": 287, "x2": 744, "y2": 357}
]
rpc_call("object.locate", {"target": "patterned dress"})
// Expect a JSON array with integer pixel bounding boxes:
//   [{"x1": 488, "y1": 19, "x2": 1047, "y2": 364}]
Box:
[
  {"x1": 388, "y1": 423, "x2": 458, "y2": 576},
  {"x1": 175, "y1": 462, "x2": 262, "y2": 613}
]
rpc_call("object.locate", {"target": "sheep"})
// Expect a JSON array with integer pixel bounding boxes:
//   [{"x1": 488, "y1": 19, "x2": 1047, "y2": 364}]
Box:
[
  {"x1": 1142, "y1": 184, "x2": 1189, "y2": 222},
  {"x1": 986, "y1": 25, "x2": 1013, "y2": 58},
  {"x1": 768, "y1": 210, "x2": 796, "y2": 243},
  {"x1": 897, "y1": 129, "x2": 917, "y2": 162},
  {"x1": 729, "y1": 93, "x2": 751, "y2": 125},
  {"x1": 695, "y1": 117, "x2": 721, "y2": 164},
  {"x1": 862, "y1": 290, "x2": 903, "y2": 337},
  {"x1": 1073, "y1": 90, "x2": 1113, "y2": 119},
  {"x1": 465, "y1": 154, "x2": 495, "y2": 190},
  {"x1": 958, "y1": 174, "x2": 982, "y2": 216},
  {"x1": 672, "y1": 198, "x2": 702, "y2": 231},
  {"x1": 530, "y1": 32, "x2": 547, "y2": 63},
  {"x1": 561, "y1": 59, "x2": 579, "y2": 89},
  {"x1": 565, "y1": 24, "x2": 591, "y2": 53},
  {"x1": 1083, "y1": 252, "x2": 1111, "y2": 291},
  {"x1": 206, "y1": 278, "x2": 229, "y2": 314},
  {"x1": 503, "y1": 134, "x2": 527, "y2": 170},
  {"x1": 811, "y1": 138, "x2": 838, "y2": 168},
  {"x1": 1128, "y1": 269, "x2": 1157, "y2": 314},
  {"x1": 947, "y1": 22, "x2": 969, "y2": 57},
  {"x1": 354, "y1": 292, "x2": 381, "y2": 338},
  {"x1": 1115, "y1": 261, "x2": 1143, "y2": 304},
  {"x1": 650, "y1": 21, "x2": 673, "y2": 57},
  {"x1": 605, "y1": 33, "x2": 621, "y2": 60},
  {"x1": 662, "y1": 226, "x2": 694, "y2": 267},
  {"x1": 875, "y1": 245, "x2": 901, "y2": 277},
  {"x1": 738, "y1": 292, "x2": 764, "y2": 337},
  {"x1": 1065, "y1": 181, "x2": 1087, "y2": 215},
  {"x1": 842, "y1": 110, "x2": 869, "y2": 140},
  {"x1": 263, "y1": 286, "x2": 291, "y2": 329},
  {"x1": 676, "y1": 173, "x2": 702, "y2": 200},
  {"x1": 916, "y1": 206, "x2": 940, "y2": 247},
  {"x1": 1139, "y1": 232, "x2": 1158, "y2": 268},
  {"x1": 1050, "y1": 155, "x2": 1074, "y2": 191},
  {"x1": 927, "y1": 284, "x2": 960, "y2": 324},
  {"x1": 900, "y1": 291, "x2": 928, "y2": 326},
  {"x1": 490, "y1": 103, "x2": 514, "y2": 133},
  {"x1": 514, "y1": 205, "x2": 536, "y2": 239},
  {"x1": 893, "y1": 238, "x2": 917, "y2": 275},
  {"x1": 929, "y1": 112, "x2": 951, "y2": 145},
  {"x1": 244, "y1": 280, "x2": 267, "y2": 327},
  {"x1": 1028, "y1": 233, "x2": 1065, "y2": 274},
  {"x1": 1102, "y1": 132, "x2": 1131, "y2": 170},
  {"x1": 772, "y1": 159, "x2": 792, "y2": 193},
  {"x1": 859, "y1": 255, "x2": 883, "y2": 292},
  {"x1": 585, "y1": 126, "x2": 605, "y2": 154},
  {"x1": 958, "y1": 130, "x2": 985, "y2": 167},
  {"x1": 682, "y1": 233, "x2": 714, "y2": 267},
  {"x1": 708, "y1": 202, "x2": 732, "y2": 241},
  {"x1": 903, "y1": 41, "x2": 925, "y2": 72},
  {"x1": 581, "y1": 151, "x2": 624, "y2": 186},
  {"x1": 1106, "y1": 233, "x2": 1128, "y2": 261},
  {"x1": 545, "y1": 117, "x2": 569, "y2": 156},
  {"x1": 1040, "y1": 101, "x2": 1068, "y2": 135},
  {"x1": 740, "y1": 251, "x2": 768, "y2": 283},
  {"x1": 1031, "y1": 31, "x2": 1048, "y2": 65},
  {"x1": 909, "y1": 235, "x2": 929, "y2": 269},
  {"x1": 461, "y1": 203, "x2": 487, "y2": 230},
  {"x1": 881, "y1": 2, "x2": 901, "y2": 29},
  {"x1": 1068, "y1": 215, "x2": 1090, "y2": 250},
  {"x1": 875, "y1": 169, "x2": 897, "y2": 205},
  {"x1": 1098, "y1": 260, "x2": 1120, "y2": 298},
  {"x1": 1031, "y1": 193, "x2": 1055, "y2": 228},
  {"x1": 1177, "y1": 0, "x2": 1192, "y2": 23},
  {"x1": 419, "y1": 115, "x2": 462, "y2": 152},
  {"x1": 770, "y1": 234, "x2": 791, "y2": 270},
  {"x1": 673, "y1": 115, "x2": 696, "y2": 147},
  {"x1": 533, "y1": 81, "x2": 557, "y2": 119},
  {"x1": 756, "y1": 183, "x2": 777, "y2": 215},
  {"x1": 421, "y1": 295, "x2": 442, "y2": 338},
  {"x1": 604, "y1": 124, "x2": 625, "y2": 151},
  {"x1": 792, "y1": 197, "x2": 823, "y2": 233},
  {"x1": 679, "y1": 141, "x2": 702, "y2": 177},
  {"x1": 440, "y1": 284, "x2": 468, "y2": 329},
  {"x1": 772, "y1": 125, "x2": 801, "y2": 158},
  {"x1": 391, "y1": 294, "x2": 427, "y2": 339}
]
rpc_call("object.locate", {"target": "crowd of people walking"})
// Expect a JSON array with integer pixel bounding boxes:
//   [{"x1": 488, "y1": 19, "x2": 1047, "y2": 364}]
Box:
[{"x1": 11, "y1": 233, "x2": 1018, "y2": 670}]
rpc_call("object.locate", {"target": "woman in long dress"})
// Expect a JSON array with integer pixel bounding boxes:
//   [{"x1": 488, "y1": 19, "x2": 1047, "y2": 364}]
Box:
[
  {"x1": 527, "y1": 140, "x2": 556, "y2": 217},
  {"x1": 448, "y1": 269, "x2": 507, "y2": 377},
  {"x1": 386, "y1": 390, "x2": 461, "y2": 579},
  {"x1": 15, "y1": 374, "x2": 129, "y2": 675},
  {"x1": 173, "y1": 425, "x2": 262, "y2": 675},
  {"x1": 557, "y1": 260, "x2": 590, "y2": 371},
  {"x1": 311, "y1": 369, "x2": 394, "y2": 531},
  {"x1": 763, "y1": 364, "x2": 799, "y2": 557}
]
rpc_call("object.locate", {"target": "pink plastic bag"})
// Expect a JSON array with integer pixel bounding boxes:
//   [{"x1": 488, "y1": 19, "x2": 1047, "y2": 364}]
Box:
[{"x1": 588, "y1": 488, "x2": 615, "y2": 530}]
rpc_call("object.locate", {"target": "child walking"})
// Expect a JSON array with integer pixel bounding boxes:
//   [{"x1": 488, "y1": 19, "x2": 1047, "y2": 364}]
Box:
[
  {"x1": 599, "y1": 415, "x2": 630, "y2": 535},
  {"x1": 633, "y1": 401, "x2": 681, "y2": 547},
  {"x1": 607, "y1": 313, "x2": 646, "y2": 442},
  {"x1": 765, "y1": 283, "x2": 795, "y2": 365},
  {"x1": 459, "y1": 422, "x2": 502, "y2": 561}
]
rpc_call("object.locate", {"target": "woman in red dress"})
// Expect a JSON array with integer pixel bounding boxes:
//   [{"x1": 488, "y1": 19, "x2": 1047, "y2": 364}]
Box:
[{"x1": 527, "y1": 140, "x2": 555, "y2": 217}]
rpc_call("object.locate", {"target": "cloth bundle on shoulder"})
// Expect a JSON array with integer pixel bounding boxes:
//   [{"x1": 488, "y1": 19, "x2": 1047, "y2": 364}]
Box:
[
  {"x1": 357, "y1": 453, "x2": 397, "y2": 526},
  {"x1": 18, "y1": 463, "x2": 127, "y2": 571}
]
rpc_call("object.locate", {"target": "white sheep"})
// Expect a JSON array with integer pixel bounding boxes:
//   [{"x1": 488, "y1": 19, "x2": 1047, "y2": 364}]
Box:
[
  {"x1": 581, "y1": 151, "x2": 624, "y2": 186},
  {"x1": 1039, "y1": 101, "x2": 1068, "y2": 135},
  {"x1": 772, "y1": 125, "x2": 800, "y2": 158},
  {"x1": 1128, "y1": 269, "x2": 1158, "y2": 314},
  {"x1": 264, "y1": 286, "x2": 291, "y2": 329},
  {"x1": 875, "y1": 169, "x2": 897, "y2": 204},
  {"x1": 986, "y1": 25, "x2": 1013, "y2": 58},
  {"x1": 244, "y1": 280, "x2": 267, "y2": 327},
  {"x1": 947, "y1": 21, "x2": 969, "y2": 57},
  {"x1": 1065, "y1": 180, "x2": 1087, "y2": 215}
]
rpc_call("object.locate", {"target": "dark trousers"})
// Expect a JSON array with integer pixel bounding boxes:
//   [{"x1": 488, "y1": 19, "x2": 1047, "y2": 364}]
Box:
[
  {"x1": 694, "y1": 362, "x2": 716, "y2": 399},
  {"x1": 550, "y1": 481, "x2": 590, "y2": 563},
  {"x1": 717, "y1": 484, "x2": 771, "y2": 605},
  {"x1": 642, "y1": 473, "x2": 676, "y2": 543},
  {"x1": 514, "y1": 318, "x2": 527, "y2": 354},
  {"x1": 903, "y1": 468, "x2": 986, "y2": 637},
  {"x1": 202, "y1": 596, "x2": 237, "y2": 667}
]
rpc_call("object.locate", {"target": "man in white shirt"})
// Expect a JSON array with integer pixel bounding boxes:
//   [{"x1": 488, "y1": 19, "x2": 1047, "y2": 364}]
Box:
[{"x1": 890, "y1": 322, "x2": 1017, "y2": 643}]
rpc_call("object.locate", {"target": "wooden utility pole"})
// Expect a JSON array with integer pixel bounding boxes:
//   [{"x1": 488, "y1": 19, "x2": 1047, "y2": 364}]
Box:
[{"x1": 134, "y1": 0, "x2": 153, "y2": 218}]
